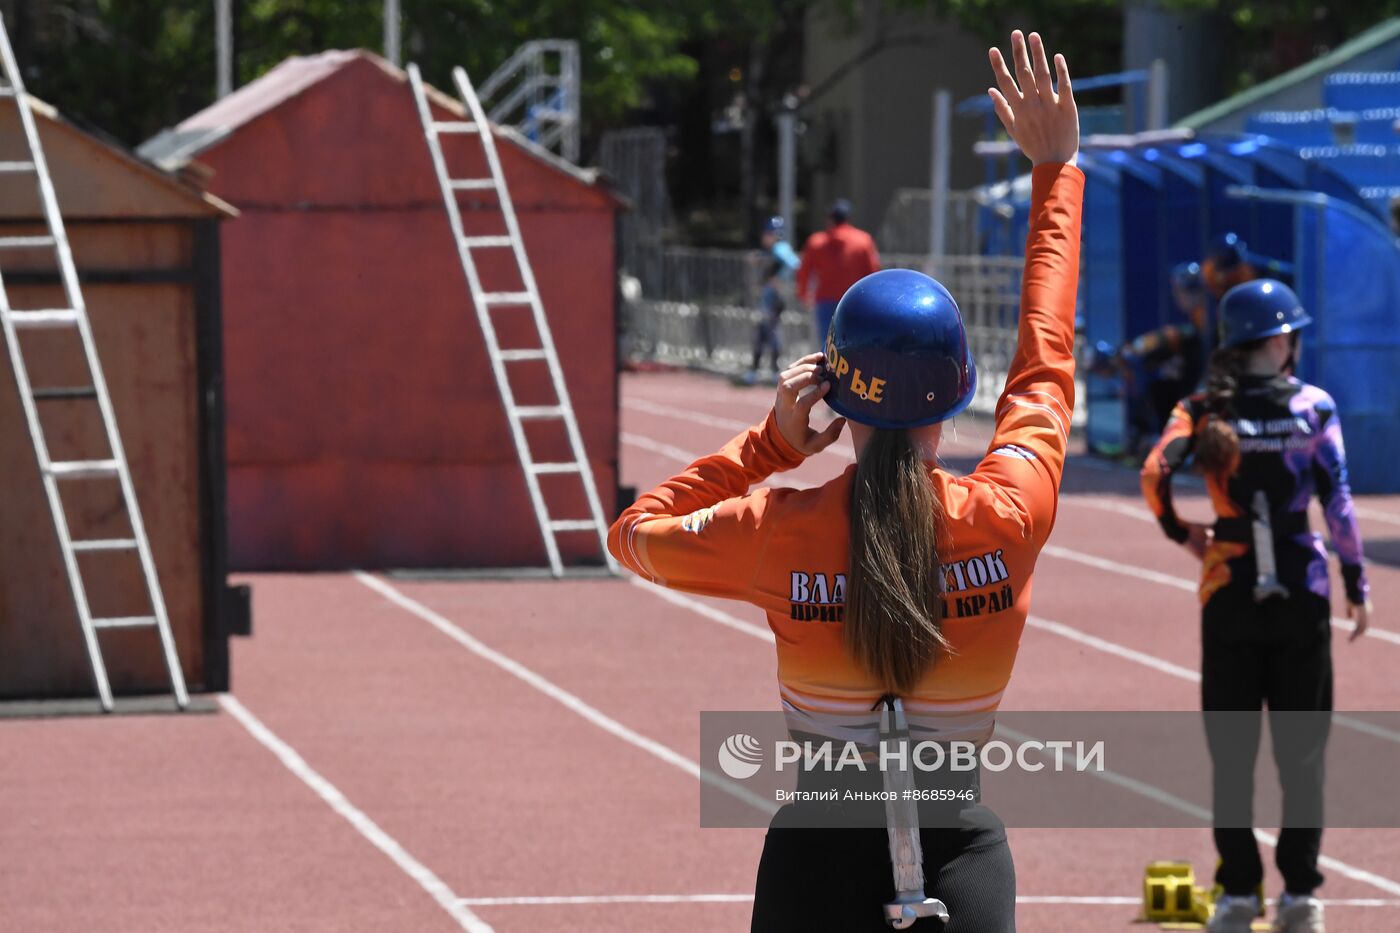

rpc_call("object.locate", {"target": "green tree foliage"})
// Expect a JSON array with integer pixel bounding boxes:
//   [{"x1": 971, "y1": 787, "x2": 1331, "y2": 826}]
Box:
[
  {"x1": 3, "y1": 0, "x2": 1397, "y2": 153},
  {"x1": 1, "y1": 0, "x2": 700, "y2": 147},
  {"x1": 1, "y1": 1, "x2": 219, "y2": 146},
  {"x1": 1164, "y1": 0, "x2": 1400, "y2": 94}
]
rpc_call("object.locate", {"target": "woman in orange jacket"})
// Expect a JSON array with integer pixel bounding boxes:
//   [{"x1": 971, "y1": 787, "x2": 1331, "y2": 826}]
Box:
[{"x1": 610, "y1": 31, "x2": 1081, "y2": 932}]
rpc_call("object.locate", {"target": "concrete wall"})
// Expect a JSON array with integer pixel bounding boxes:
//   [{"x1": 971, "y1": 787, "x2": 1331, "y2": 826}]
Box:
[
  {"x1": 1123, "y1": 0, "x2": 1223, "y2": 125},
  {"x1": 802, "y1": 0, "x2": 991, "y2": 237}
]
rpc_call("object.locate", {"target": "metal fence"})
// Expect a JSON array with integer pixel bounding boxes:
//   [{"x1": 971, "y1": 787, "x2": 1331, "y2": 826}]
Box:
[
  {"x1": 597, "y1": 127, "x2": 670, "y2": 297},
  {"x1": 622, "y1": 251, "x2": 1037, "y2": 416}
]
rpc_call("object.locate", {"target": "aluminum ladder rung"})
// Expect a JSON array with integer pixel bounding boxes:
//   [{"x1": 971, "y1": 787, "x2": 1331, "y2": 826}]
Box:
[
  {"x1": 92, "y1": 616, "x2": 158, "y2": 630},
  {"x1": 408, "y1": 60, "x2": 618, "y2": 578},
  {"x1": 481, "y1": 292, "x2": 532, "y2": 305},
  {"x1": 432, "y1": 120, "x2": 480, "y2": 134},
  {"x1": 33, "y1": 386, "x2": 97, "y2": 400},
  {"x1": 46, "y1": 460, "x2": 121, "y2": 479},
  {"x1": 530, "y1": 462, "x2": 582, "y2": 475},
  {"x1": 0, "y1": 235, "x2": 56, "y2": 249},
  {"x1": 498, "y1": 348, "x2": 547, "y2": 361},
  {"x1": 449, "y1": 178, "x2": 496, "y2": 191},
  {"x1": 0, "y1": 13, "x2": 187, "y2": 713},
  {"x1": 514, "y1": 405, "x2": 565, "y2": 420},
  {"x1": 5, "y1": 308, "x2": 80, "y2": 328},
  {"x1": 549, "y1": 520, "x2": 602, "y2": 532},
  {"x1": 71, "y1": 538, "x2": 139, "y2": 552},
  {"x1": 460, "y1": 235, "x2": 513, "y2": 248}
]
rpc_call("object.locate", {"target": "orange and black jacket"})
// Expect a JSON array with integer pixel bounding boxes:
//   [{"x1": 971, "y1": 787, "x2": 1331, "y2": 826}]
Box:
[
  {"x1": 609, "y1": 163, "x2": 1083, "y2": 721},
  {"x1": 1140, "y1": 376, "x2": 1369, "y2": 607}
]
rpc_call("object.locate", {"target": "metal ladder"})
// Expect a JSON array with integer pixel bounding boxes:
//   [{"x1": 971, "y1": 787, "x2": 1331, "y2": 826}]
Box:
[
  {"x1": 477, "y1": 40, "x2": 581, "y2": 163},
  {"x1": 408, "y1": 62, "x2": 617, "y2": 577},
  {"x1": 0, "y1": 15, "x2": 188, "y2": 712}
]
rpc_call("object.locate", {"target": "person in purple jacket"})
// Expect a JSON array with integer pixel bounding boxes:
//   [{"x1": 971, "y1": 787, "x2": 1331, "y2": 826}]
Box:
[{"x1": 1141, "y1": 279, "x2": 1373, "y2": 933}]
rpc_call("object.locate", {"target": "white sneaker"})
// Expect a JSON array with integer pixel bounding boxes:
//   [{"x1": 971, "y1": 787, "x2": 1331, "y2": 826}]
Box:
[
  {"x1": 1273, "y1": 894, "x2": 1324, "y2": 933},
  {"x1": 1209, "y1": 894, "x2": 1260, "y2": 933}
]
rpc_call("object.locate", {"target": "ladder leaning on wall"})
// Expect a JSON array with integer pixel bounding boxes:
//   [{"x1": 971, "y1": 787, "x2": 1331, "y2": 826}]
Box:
[
  {"x1": 0, "y1": 13, "x2": 188, "y2": 712},
  {"x1": 408, "y1": 63, "x2": 617, "y2": 578}
]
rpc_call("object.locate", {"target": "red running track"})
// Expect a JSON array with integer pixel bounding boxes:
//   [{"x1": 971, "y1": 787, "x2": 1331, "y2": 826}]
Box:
[{"x1": 1, "y1": 369, "x2": 1397, "y2": 932}]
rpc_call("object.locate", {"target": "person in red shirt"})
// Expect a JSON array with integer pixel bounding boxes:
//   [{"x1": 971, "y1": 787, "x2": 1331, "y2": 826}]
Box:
[
  {"x1": 611, "y1": 30, "x2": 1080, "y2": 932},
  {"x1": 796, "y1": 198, "x2": 881, "y2": 349}
]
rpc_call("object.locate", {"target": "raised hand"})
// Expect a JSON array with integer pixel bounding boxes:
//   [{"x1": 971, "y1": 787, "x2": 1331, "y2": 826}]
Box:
[
  {"x1": 987, "y1": 30, "x2": 1079, "y2": 166},
  {"x1": 773, "y1": 352, "x2": 846, "y2": 456}
]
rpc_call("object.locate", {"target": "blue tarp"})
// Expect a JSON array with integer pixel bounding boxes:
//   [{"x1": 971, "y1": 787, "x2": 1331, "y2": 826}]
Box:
[{"x1": 1235, "y1": 188, "x2": 1400, "y2": 492}]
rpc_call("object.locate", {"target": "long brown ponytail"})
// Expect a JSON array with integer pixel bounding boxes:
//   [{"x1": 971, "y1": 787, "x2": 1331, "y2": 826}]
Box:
[
  {"x1": 845, "y1": 429, "x2": 950, "y2": 694},
  {"x1": 1194, "y1": 343, "x2": 1253, "y2": 476}
]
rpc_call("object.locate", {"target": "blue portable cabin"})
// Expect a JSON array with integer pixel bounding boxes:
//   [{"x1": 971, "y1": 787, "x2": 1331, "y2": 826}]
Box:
[
  {"x1": 1133, "y1": 145, "x2": 1209, "y2": 272},
  {"x1": 1092, "y1": 149, "x2": 1174, "y2": 337},
  {"x1": 1226, "y1": 187, "x2": 1400, "y2": 493},
  {"x1": 1167, "y1": 140, "x2": 1260, "y2": 249},
  {"x1": 1224, "y1": 134, "x2": 1309, "y2": 187},
  {"x1": 1355, "y1": 106, "x2": 1400, "y2": 143},
  {"x1": 1245, "y1": 109, "x2": 1344, "y2": 147},
  {"x1": 1323, "y1": 71, "x2": 1400, "y2": 112}
]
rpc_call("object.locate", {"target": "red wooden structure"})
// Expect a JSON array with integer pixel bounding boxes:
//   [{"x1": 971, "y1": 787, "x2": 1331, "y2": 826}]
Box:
[
  {"x1": 0, "y1": 96, "x2": 244, "y2": 698},
  {"x1": 142, "y1": 51, "x2": 623, "y2": 570}
]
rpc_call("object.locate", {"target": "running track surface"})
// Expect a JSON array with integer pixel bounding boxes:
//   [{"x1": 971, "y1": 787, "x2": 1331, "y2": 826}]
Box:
[{"x1": 3, "y1": 370, "x2": 1398, "y2": 933}]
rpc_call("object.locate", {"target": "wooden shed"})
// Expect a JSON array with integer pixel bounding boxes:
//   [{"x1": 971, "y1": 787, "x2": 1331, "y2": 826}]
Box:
[
  {"x1": 0, "y1": 96, "x2": 245, "y2": 700},
  {"x1": 140, "y1": 51, "x2": 624, "y2": 571}
]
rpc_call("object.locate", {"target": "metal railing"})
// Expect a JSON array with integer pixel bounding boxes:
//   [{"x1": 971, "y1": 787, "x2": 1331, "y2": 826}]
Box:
[
  {"x1": 621, "y1": 250, "x2": 1045, "y2": 416},
  {"x1": 479, "y1": 40, "x2": 580, "y2": 162}
]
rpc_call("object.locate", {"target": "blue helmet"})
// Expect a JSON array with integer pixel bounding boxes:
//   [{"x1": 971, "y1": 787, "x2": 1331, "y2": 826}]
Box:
[
  {"x1": 762, "y1": 215, "x2": 785, "y2": 236},
  {"x1": 1170, "y1": 261, "x2": 1203, "y2": 293},
  {"x1": 1218, "y1": 279, "x2": 1312, "y2": 349},
  {"x1": 822, "y1": 269, "x2": 977, "y2": 428},
  {"x1": 1206, "y1": 232, "x2": 1246, "y2": 269}
]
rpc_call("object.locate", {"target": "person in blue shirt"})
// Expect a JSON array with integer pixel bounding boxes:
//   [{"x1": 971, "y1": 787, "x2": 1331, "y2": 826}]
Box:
[{"x1": 745, "y1": 215, "x2": 801, "y2": 385}]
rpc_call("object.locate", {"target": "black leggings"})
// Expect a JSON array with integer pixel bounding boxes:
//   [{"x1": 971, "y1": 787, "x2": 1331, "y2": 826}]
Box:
[
  {"x1": 1202, "y1": 590, "x2": 1332, "y2": 896},
  {"x1": 751, "y1": 805, "x2": 1015, "y2": 932}
]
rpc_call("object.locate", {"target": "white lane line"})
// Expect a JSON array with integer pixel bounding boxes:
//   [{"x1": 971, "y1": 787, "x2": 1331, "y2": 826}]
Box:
[
  {"x1": 623, "y1": 428, "x2": 1400, "y2": 809},
  {"x1": 460, "y1": 894, "x2": 754, "y2": 906},
  {"x1": 1025, "y1": 615, "x2": 1201, "y2": 682},
  {"x1": 624, "y1": 398, "x2": 751, "y2": 433},
  {"x1": 625, "y1": 558, "x2": 1400, "y2": 896},
  {"x1": 628, "y1": 397, "x2": 1164, "y2": 520},
  {"x1": 1039, "y1": 543, "x2": 1400, "y2": 648},
  {"x1": 1065, "y1": 495, "x2": 1157, "y2": 523},
  {"x1": 995, "y1": 723, "x2": 1212, "y2": 821},
  {"x1": 217, "y1": 694, "x2": 493, "y2": 933},
  {"x1": 630, "y1": 392, "x2": 1400, "y2": 539},
  {"x1": 1256, "y1": 827, "x2": 1400, "y2": 897},
  {"x1": 619, "y1": 431, "x2": 704, "y2": 465},
  {"x1": 455, "y1": 892, "x2": 1400, "y2": 908},
  {"x1": 1076, "y1": 449, "x2": 1400, "y2": 529},
  {"x1": 621, "y1": 434, "x2": 815, "y2": 491},
  {"x1": 1042, "y1": 544, "x2": 1197, "y2": 592},
  {"x1": 622, "y1": 428, "x2": 1400, "y2": 647},
  {"x1": 633, "y1": 589, "x2": 1400, "y2": 897},
  {"x1": 1354, "y1": 506, "x2": 1400, "y2": 527},
  {"x1": 351, "y1": 572, "x2": 776, "y2": 818},
  {"x1": 630, "y1": 577, "x2": 774, "y2": 643}
]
